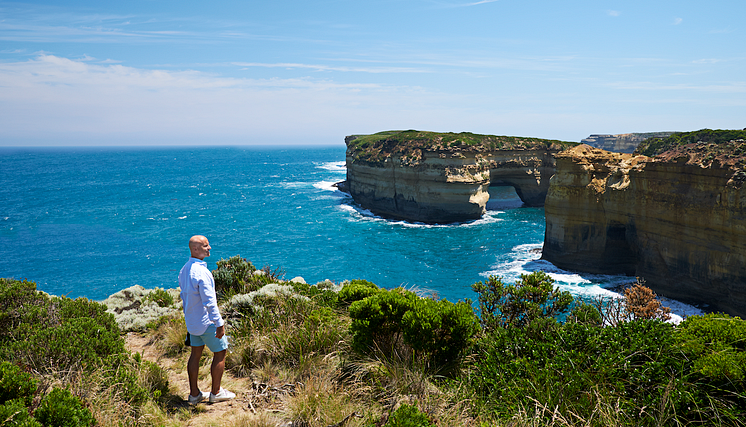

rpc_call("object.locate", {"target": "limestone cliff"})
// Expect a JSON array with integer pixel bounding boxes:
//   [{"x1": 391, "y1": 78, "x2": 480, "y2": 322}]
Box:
[
  {"x1": 343, "y1": 131, "x2": 575, "y2": 223},
  {"x1": 543, "y1": 130, "x2": 746, "y2": 316}
]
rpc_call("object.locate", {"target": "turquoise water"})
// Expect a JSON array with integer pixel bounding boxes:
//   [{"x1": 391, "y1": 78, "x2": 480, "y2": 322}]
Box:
[{"x1": 0, "y1": 146, "x2": 700, "y2": 318}]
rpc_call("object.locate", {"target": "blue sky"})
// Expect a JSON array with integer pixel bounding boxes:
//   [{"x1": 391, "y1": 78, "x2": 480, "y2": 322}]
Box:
[{"x1": 1, "y1": 0, "x2": 744, "y2": 146}]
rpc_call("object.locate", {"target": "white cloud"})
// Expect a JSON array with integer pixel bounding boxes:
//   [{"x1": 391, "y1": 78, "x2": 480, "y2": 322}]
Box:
[
  {"x1": 607, "y1": 10, "x2": 621, "y2": 17},
  {"x1": 232, "y1": 62, "x2": 428, "y2": 74},
  {"x1": 673, "y1": 17, "x2": 683, "y2": 25},
  {"x1": 0, "y1": 55, "x2": 464, "y2": 145},
  {"x1": 439, "y1": 0, "x2": 499, "y2": 9}
]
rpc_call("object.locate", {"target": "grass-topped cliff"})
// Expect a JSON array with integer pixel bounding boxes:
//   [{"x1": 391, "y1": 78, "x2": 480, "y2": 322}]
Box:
[
  {"x1": 2, "y1": 257, "x2": 746, "y2": 426},
  {"x1": 635, "y1": 128, "x2": 746, "y2": 168},
  {"x1": 346, "y1": 130, "x2": 577, "y2": 165}
]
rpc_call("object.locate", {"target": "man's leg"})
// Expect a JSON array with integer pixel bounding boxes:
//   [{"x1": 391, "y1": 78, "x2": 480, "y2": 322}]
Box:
[
  {"x1": 210, "y1": 349, "x2": 227, "y2": 395},
  {"x1": 187, "y1": 345, "x2": 205, "y2": 397}
]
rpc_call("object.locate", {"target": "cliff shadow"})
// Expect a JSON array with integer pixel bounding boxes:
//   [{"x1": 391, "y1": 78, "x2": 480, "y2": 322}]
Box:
[{"x1": 486, "y1": 184, "x2": 525, "y2": 211}]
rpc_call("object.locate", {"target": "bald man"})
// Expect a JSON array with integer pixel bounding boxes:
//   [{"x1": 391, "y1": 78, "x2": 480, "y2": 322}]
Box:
[{"x1": 178, "y1": 235, "x2": 235, "y2": 405}]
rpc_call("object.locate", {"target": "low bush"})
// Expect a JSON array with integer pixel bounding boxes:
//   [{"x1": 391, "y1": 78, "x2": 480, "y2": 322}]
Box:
[
  {"x1": 402, "y1": 298, "x2": 479, "y2": 369},
  {"x1": 470, "y1": 319, "x2": 687, "y2": 424},
  {"x1": 35, "y1": 387, "x2": 95, "y2": 427},
  {"x1": 0, "y1": 279, "x2": 124, "y2": 374},
  {"x1": 674, "y1": 313, "x2": 746, "y2": 423},
  {"x1": 338, "y1": 280, "x2": 380, "y2": 307},
  {"x1": 0, "y1": 278, "x2": 52, "y2": 348},
  {"x1": 0, "y1": 362, "x2": 37, "y2": 406},
  {"x1": 145, "y1": 287, "x2": 174, "y2": 308},
  {"x1": 350, "y1": 288, "x2": 479, "y2": 372},
  {"x1": 0, "y1": 399, "x2": 41, "y2": 427},
  {"x1": 349, "y1": 288, "x2": 417, "y2": 357},
  {"x1": 213, "y1": 255, "x2": 283, "y2": 297},
  {"x1": 16, "y1": 316, "x2": 124, "y2": 373},
  {"x1": 472, "y1": 271, "x2": 573, "y2": 331},
  {"x1": 290, "y1": 280, "x2": 340, "y2": 308},
  {"x1": 384, "y1": 404, "x2": 434, "y2": 427}
]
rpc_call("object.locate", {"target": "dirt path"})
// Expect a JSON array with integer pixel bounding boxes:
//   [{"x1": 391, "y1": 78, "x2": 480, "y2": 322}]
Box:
[{"x1": 125, "y1": 332, "x2": 287, "y2": 426}]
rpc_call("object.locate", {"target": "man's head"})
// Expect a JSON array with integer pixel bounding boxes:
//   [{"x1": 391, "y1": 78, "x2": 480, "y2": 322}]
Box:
[{"x1": 189, "y1": 235, "x2": 211, "y2": 260}]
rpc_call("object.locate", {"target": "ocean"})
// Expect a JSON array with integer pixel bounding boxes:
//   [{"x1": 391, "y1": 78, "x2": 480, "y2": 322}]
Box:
[{"x1": 0, "y1": 146, "x2": 700, "y2": 320}]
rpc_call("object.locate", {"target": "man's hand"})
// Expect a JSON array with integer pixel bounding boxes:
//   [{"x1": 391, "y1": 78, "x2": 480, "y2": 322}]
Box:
[{"x1": 215, "y1": 325, "x2": 225, "y2": 339}]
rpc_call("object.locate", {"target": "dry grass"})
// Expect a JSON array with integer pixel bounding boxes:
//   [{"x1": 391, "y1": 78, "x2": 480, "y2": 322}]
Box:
[{"x1": 285, "y1": 374, "x2": 374, "y2": 427}]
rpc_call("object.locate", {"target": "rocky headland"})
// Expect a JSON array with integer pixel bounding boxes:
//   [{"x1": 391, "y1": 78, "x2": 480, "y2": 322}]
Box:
[
  {"x1": 342, "y1": 130, "x2": 576, "y2": 223},
  {"x1": 542, "y1": 129, "x2": 746, "y2": 316},
  {"x1": 343, "y1": 128, "x2": 746, "y2": 317}
]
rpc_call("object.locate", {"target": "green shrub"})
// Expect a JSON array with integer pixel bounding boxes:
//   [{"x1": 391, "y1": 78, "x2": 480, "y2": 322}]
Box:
[
  {"x1": 385, "y1": 404, "x2": 434, "y2": 427},
  {"x1": 35, "y1": 388, "x2": 95, "y2": 427},
  {"x1": 338, "y1": 279, "x2": 380, "y2": 307},
  {"x1": 0, "y1": 279, "x2": 52, "y2": 347},
  {"x1": 349, "y1": 288, "x2": 417, "y2": 356},
  {"x1": 290, "y1": 280, "x2": 339, "y2": 308},
  {"x1": 0, "y1": 399, "x2": 41, "y2": 427},
  {"x1": 213, "y1": 255, "x2": 257, "y2": 296},
  {"x1": 16, "y1": 316, "x2": 124, "y2": 373},
  {"x1": 401, "y1": 298, "x2": 480, "y2": 368},
  {"x1": 675, "y1": 313, "x2": 746, "y2": 422},
  {"x1": 0, "y1": 362, "x2": 36, "y2": 406},
  {"x1": 145, "y1": 288, "x2": 174, "y2": 308},
  {"x1": 677, "y1": 313, "x2": 746, "y2": 380},
  {"x1": 472, "y1": 271, "x2": 573, "y2": 331},
  {"x1": 349, "y1": 288, "x2": 479, "y2": 372},
  {"x1": 212, "y1": 256, "x2": 283, "y2": 297},
  {"x1": 0, "y1": 281, "x2": 125, "y2": 374},
  {"x1": 567, "y1": 302, "x2": 603, "y2": 326},
  {"x1": 470, "y1": 319, "x2": 690, "y2": 424}
]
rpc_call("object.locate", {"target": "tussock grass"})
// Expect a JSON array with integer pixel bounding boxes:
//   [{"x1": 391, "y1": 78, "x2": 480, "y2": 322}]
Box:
[
  {"x1": 230, "y1": 411, "x2": 285, "y2": 427},
  {"x1": 286, "y1": 374, "x2": 374, "y2": 427},
  {"x1": 149, "y1": 313, "x2": 189, "y2": 357}
]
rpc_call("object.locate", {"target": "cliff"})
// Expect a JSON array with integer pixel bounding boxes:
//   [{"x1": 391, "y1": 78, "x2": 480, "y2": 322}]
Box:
[
  {"x1": 343, "y1": 130, "x2": 576, "y2": 223},
  {"x1": 581, "y1": 132, "x2": 676, "y2": 153},
  {"x1": 543, "y1": 129, "x2": 746, "y2": 316}
]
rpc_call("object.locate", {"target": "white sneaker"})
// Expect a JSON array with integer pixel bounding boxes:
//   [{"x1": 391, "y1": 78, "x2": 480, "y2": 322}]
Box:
[
  {"x1": 209, "y1": 387, "x2": 236, "y2": 403},
  {"x1": 187, "y1": 390, "x2": 209, "y2": 405}
]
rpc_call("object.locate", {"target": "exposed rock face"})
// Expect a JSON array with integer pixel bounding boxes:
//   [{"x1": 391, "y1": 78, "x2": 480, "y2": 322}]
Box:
[
  {"x1": 344, "y1": 132, "x2": 570, "y2": 223},
  {"x1": 542, "y1": 144, "x2": 746, "y2": 316}
]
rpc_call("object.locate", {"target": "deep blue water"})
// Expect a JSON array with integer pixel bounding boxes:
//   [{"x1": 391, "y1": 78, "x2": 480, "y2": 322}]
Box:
[{"x1": 0, "y1": 146, "x2": 700, "y2": 318}]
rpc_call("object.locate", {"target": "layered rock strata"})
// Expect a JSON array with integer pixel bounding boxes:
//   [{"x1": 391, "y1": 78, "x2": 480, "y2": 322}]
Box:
[
  {"x1": 542, "y1": 144, "x2": 746, "y2": 316},
  {"x1": 344, "y1": 131, "x2": 572, "y2": 223}
]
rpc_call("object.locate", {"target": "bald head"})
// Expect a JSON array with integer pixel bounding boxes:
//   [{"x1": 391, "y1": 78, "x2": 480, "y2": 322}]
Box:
[{"x1": 189, "y1": 235, "x2": 211, "y2": 260}]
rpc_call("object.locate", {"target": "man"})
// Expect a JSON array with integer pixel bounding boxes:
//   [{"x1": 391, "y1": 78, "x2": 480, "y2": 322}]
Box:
[{"x1": 178, "y1": 235, "x2": 236, "y2": 405}]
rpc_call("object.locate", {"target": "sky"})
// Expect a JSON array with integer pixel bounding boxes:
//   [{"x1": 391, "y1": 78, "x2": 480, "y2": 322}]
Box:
[{"x1": 0, "y1": 0, "x2": 744, "y2": 146}]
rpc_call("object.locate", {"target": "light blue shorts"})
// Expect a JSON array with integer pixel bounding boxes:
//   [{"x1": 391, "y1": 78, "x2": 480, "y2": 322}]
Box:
[{"x1": 189, "y1": 324, "x2": 229, "y2": 353}]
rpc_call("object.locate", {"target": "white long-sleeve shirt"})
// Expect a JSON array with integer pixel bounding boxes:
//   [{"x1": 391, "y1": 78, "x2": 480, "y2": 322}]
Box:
[{"x1": 178, "y1": 257, "x2": 224, "y2": 336}]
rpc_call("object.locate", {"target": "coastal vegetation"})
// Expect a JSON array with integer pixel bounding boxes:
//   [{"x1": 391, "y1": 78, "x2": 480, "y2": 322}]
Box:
[
  {"x1": 635, "y1": 128, "x2": 746, "y2": 163},
  {"x1": 1, "y1": 259, "x2": 745, "y2": 426},
  {"x1": 346, "y1": 130, "x2": 577, "y2": 165}
]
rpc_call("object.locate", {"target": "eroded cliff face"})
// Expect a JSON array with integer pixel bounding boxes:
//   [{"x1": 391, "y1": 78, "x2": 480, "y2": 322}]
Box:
[
  {"x1": 543, "y1": 144, "x2": 746, "y2": 316},
  {"x1": 344, "y1": 132, "x2": 566, "y2": 223}
]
